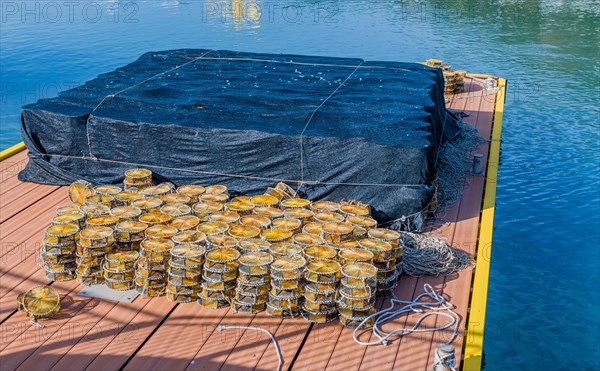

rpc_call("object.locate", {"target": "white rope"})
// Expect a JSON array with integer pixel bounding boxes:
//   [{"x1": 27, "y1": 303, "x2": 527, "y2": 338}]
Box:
[
  {"x1": 352, "y1": 284, "x2": 459, "y2": 347},
  {"x1": 298, "y1": 62, "x2": 363, "y2": 185},
  {"x1": 34, "y1": 153, "x2": 425, "y2": 188},
  {"x1": 217, "y1": 325, "x2": 283, "y2": 371},
  {"x1": 175, "y1": 56, "x2": 411, "y2": 71},
  {"x1": 398, "y1": 231, "x2": 474, "y2": 276}
]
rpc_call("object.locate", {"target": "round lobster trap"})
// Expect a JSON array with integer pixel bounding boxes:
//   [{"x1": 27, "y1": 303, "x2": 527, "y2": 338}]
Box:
[
  {"x1": 171, "y1": 215, "x2": 201, "y2": 231},
  {"x1": 283, "y1": 208, "x2": 314, "y2": 223},
  {"x1": 197, "y1": 221, "x2": 229, "y2": 236},
  {"x1": 205, "y1": 247, "x2": 240, "y2": 271},
  {"x1": 224, "y1": 200, "x2": 255, "y2": 215},
  {"x1": 266, "y1": 302, "x2": 300, "y2": 319},
  {"x1": 346, "y1": 215, "x2": 378, "y2": 230},
  {"x1": 135, "y1": 271, "x2": 166, "y2": 287},
  {"x1": 206, "y1": 235, "x2": 238, "y2": 250},
  {"x1": 301, "y1": 307, "x2": 338, "y2": 324},
  {"x1": 17, "y1": 285, "x2": 61, "y2": 324},
  {"x1": 104, "y1": 277, "x2": 135, "y2": 291},
  {"x1": 44, "y1": 267, "x2": 76, "y2": 282},
  {"x1": 132, "y1": 197, "x2": 163, "y2": 213},
  {"x1": 52, "y1": 213, "x2": 85, "y2": 229},
  {"x1": 114, "y1": 191, "x2": 145, "y2": 206},
  {"x1": 172, "y1": 231, "x2": 206, "y2": 245},
  {"x1": 197, "y1": 294, "x2": 230, "y2": 309},
  {"x1": 69, "y1": 180, "x2": 94, "y2": 205},
  {"x1": 280, "y1": 198, "x2": 311, "y2": 210},
  {"x1": 303, "y1": 297, "x2": 336, "y2": 312},
  {"x1": 166, "y1": 289, "x2": 197, "y2": 303},
  {"x1": 56, "y1": 205, "x2": 81, "y2": 216},
  {"x1": 252, "y1": 206, "x2": 284, "y2": 220},
  {"x1": 205, "y1": 185, "x2": 228, "y2": 195},
  {"x1": 304, "y1": 260, "x2": 341, "y2": 284},
  {"x1": 231, "y1": 300, "x2": 266, "y2": 314},
  {"x1": 105, "y1": 251, "x2": 139, "y2": 271},
  {"x1": 84, "y1": 194, "x2": 114, "y2": 208},
  {"x1": 267, "y1": 293, "x2": 302, "y2": 309},
  {"x1": 115, "y1": 221, "x2": 148, "y2": 242},
  {"x1": 202, "y1": 265, "x2": 237, "y2": 281},
  {"x1": 239, "y1": 215, "x2": 271, "y2": 230},
  {"x1": 170, "y1": 244, "x2": 205, "y2": 267},
  {"x1": 340, "y1": 262, "x2": 378, "y2": 289},
  {"x1": 161, "y1": 193, "x2": 193, "y2": 206},
  {"x1": 227, "y1": 224, "x2": 261, "y2": 240},
  {"x1": 139, "y1": 238, "x2": 174, "y2": 262},
  {"x1": 208, "y1": 211, "x2": 239, "y2": 225},
  {"x1": 168, "y1": 268, "x2": 202, "y2": 286},
  {"x1": 94, "y1": 185, "x2": 122, "y2": 197},
  {"x1": 79, "y1": 204, "x2": 110, "y2": 217},
  {"x1": 192, "y1": 201, "x2": 223, "y2": 218},
  {"x1": 103, "y1": 264, "x2": 135, "y2": 281},
  {"x1": 236, "y1": 281, "x2": 270, "y2": 296},
  {"x1": 237, "y1": 238, "x2": 271, "y2": 254},
  {"x1": 338, "y1": 247, "x2": 374, "y2": 265},
  {"x1": 339, "y1": 202, "x2": 371, "y2": 217},
  {"x1": 270, "y1": 255, "x2": 306, "y2": 280},
  {"x1": 358, "y1": 238, "x2": 394, "y2": 262},
  {"x1": 79, "y1": 226, "x2": 114, "y2": 248},
  {"x1": 313, "y1": 212, "x2": 345, "y2": 223},
  {"x1": 250, "y1": 194, "x2": 280, "y2": 208},
  {"x1": 136, "y1": 284, "x2": 166, "y2": 297},
  {"x1": 139, "y1": 212, "x2": 172, "y2": 226},
  {"x1": 261, "y1": 229, "x2": 293, "y2": 243},
  {"x1": 271, "y1": 218, "x2": 302, "y2": 234},
  {"x1": 238, "y1": 251, "x2": 273, "y2": 275},
  {"x1": 269, "y1": 243, "x2": 302, "y2": 259},
  {"x1": 339, "y1": 314, "x2": 375, "y2": 328},
  {"x1": 238, "y1": 271, "x2": 271, "y2": 285},
  {"x1": 86, "y1": 215, "x2": 119, "y2": 229},
  {"x1": 302, "y1": 245, "x2": 337, "y2": 262},
  {"x1": 310, "y1": 201, "x2": 340, "y2": 213},
  {"x1": 161, "y1": 203, "x2": 192, "y2": 217},
  {"x1": 176, "y1": 185, "x2": 206, "y2": 202},
  {"x1": 302, "y1": 222, "x2": 324, "y2": 236},
  {"x1": 45, "y1": 223, "x2": 79, "y2": 244},
  {"x1": 292, "y1": 233, "x2": 324, "y2": 248},
  {"x1": 303, "y1": 282, "x2": 336, "y2": 303},
  {"x1": 146, "y1": 224, "x2": 179, "y2": 241},
  {"x1": 41, "y1": 239, "x2": 76, "y2": 256},
  {"x1": 141, "y1": 183, "x2": 174, "y2": 198},
  {"x1": 124, "y1": 168, "x2": 152, "y2": 184},
  {"x1": 200, "y1": 193, "x2": 229, "y2": 203},
  {"x1": 322, "y1": 222, "x2": 354, "y2": 245},
  {"x1": 110, "y1": 206, "x2": 142, "y2": 221},
  {"x1": 76, "y1": 271, "x2": 104, "y2": 286}
]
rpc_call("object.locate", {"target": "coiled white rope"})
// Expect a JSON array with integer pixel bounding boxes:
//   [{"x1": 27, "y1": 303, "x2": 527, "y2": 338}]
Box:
[
  {"x1": 352, "y1": 284, "x2": 459, "y2": 347},
  {"x1": 399, "y1": 232, "x2": 474, "y2": 276},
  {"x1": 217, "y1": 325, "x2": 283, "y2": 371}
]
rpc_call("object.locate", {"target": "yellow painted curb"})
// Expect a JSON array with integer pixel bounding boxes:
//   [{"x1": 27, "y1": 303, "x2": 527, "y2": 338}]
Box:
[
  {"x1": 0, "y1": 142, "x2": 26, "y2": 162},
  {"x1": 462, "y1": 77, "x2": 506, "y2": 370}
]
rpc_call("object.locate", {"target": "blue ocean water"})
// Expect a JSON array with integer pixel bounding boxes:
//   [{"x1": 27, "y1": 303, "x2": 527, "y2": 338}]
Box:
[{"x1": 1, "y1": 1, "x2": 598, "y2": 369}]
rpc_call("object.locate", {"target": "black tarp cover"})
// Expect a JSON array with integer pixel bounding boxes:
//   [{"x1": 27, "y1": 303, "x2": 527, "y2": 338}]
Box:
[{"x1": 19, "y1": 49, "x2": 460, "y2": 222}]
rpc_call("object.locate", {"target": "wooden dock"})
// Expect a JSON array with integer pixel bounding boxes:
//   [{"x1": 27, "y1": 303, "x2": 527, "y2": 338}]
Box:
[{"x1": 0, "y1": 76, "x2": 504, "y2": 371}]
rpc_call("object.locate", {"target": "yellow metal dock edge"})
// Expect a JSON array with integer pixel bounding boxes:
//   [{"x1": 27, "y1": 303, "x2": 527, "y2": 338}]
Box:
[
  {"x1": 463, "y1": 77, "x2": 507, "y2": 370},
  {"x1": 0, "y1": 141, "x2": 26, "y2": 161}
]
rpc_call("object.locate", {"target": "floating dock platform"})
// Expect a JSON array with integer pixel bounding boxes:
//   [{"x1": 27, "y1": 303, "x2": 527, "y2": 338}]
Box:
[{"x1": 0, "y1": 76, "x2": 505, "y2": 370}]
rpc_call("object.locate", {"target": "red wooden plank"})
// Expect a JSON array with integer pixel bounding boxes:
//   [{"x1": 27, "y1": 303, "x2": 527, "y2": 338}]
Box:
[
  {"x1": 1, "y1": 185, "x2": 60, "y2": 224},
  {"x1": 123, "y1": 304, "x2": 230, "y2": 370},
  {"x1": 48, "y1": 297, "x2": 157, "y2": 371},
  {"x1": 85, "y1": 298, "x2": 175, "y2": 370}
]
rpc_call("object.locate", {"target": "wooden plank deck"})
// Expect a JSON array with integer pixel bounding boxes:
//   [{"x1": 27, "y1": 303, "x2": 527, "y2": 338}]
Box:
[{"x1": 0, "y1": 77, "x2": 501, "y2": 371}]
